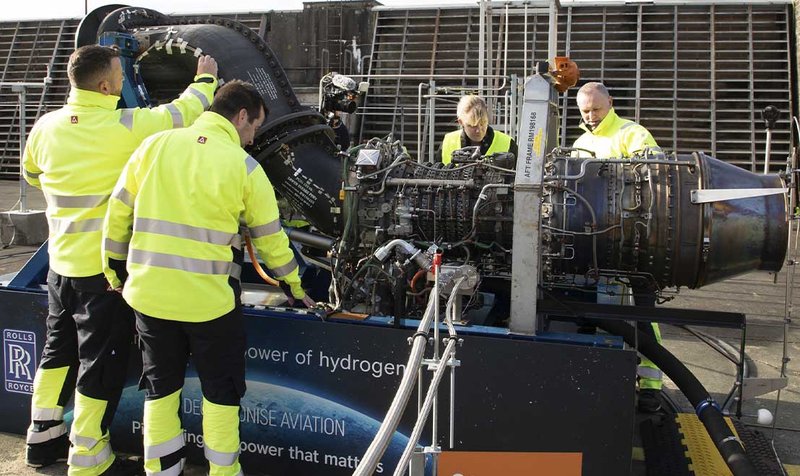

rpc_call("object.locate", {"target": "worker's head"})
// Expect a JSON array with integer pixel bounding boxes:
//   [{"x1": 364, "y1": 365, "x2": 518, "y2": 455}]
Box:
[
  {"x1": 576, "y1": 82, "x2": 613, "y2": 130},
  {"x1": 457, "y1": 95, "x2": 490, "y2": 143},
  {"x1": 210, "y1": 80, "x2": 268, "y2": 147},
  {"x1": 67, "y1": 45, "x2": 123, "y2": 96}
]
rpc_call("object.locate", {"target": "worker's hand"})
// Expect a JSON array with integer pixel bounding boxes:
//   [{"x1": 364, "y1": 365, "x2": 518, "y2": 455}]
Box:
[
  {"x1": 106, "y1": 283, "x2": 123, "y2": 294},
  {"x1": 299, "y1": 295, "x2": 317, "y2": 308},
  {"x1": 196, "y1": 55, "x2": 218, "y2": 79}
]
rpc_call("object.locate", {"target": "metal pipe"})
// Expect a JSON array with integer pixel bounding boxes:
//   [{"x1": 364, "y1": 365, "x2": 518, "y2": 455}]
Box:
[
  {"x1": 523, "y1": 2, "x2": 528, "y2": 76},
  {"x1": 386, "y1": 178, "x2": 475, "y2": 188},
  {"x1": 396, "y1": 340, "x2": 457, "y2": 475},
  {"x1": 471, "y1": 183, "x2": 514, "y2": 234},
  {"x1": 353, "y1": 294, "x2": 437, "y2": 476},
  {"x1": 764, "y1": 128, "x2": 773, "y2": 174},
  {"x1": 546, "y1": 157, "x2": 696, "y2": 181},
  {"x1": 478, "y1": 0, "x2": 486, "y2": 95},
  {"x1": 17, "y1": 87, "x2": 27, "y2": 212},
  {"x1": 394, "y1": 276, "x2": 465, "y2": 476},
  {"x1": 503, "y1": 3, "x2": 509, "y2": 81},
  {"x1": 417, "y1": 82, "x2": 426, "y2": 161},
  {"x1": 548, "y1": 0, "x2": 559, "y2": 60},
  {"x1": 427, "y1": 80, "x2": 436, "y2": 163}
]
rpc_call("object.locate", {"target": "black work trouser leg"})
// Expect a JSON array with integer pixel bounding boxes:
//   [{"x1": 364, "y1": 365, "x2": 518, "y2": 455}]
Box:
[
  {"x1": 35, "y1": 271, "x2": 133, "y2": 433},
  {"x1": 136, "y1": 306, "x2": 246, "y2": 405},
  {"x1": 136, "y1": 308, "x2": 246, "y2": 474}
]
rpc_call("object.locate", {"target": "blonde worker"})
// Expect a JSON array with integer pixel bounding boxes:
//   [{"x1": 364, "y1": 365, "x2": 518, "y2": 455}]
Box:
[{"x1": 440, "y1": 95, "x2": 517, "y2": 164}]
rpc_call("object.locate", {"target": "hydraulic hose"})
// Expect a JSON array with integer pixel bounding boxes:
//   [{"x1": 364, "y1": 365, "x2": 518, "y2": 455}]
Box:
[
  {"x1": 593, "y1": 319, "x2": 758, "y2": 476},
  {"x1": 354, "y1": 291, "x2": 437, "y2": 475}
]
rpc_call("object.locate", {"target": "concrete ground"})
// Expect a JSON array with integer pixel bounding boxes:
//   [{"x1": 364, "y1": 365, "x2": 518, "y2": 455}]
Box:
[{"x1": 0, "y1": 179, "x2": 797, "y2": 475}]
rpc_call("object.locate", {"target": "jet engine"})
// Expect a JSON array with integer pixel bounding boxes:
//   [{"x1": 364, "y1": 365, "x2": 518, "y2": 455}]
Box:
[{"x1": 77, "y1": 7, "x2": 790, "y2": 321}]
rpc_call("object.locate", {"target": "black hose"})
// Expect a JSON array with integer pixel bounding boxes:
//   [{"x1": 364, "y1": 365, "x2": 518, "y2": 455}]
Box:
[{"x1": 592, "y1": 319, "x2": 758, "y2": 476}]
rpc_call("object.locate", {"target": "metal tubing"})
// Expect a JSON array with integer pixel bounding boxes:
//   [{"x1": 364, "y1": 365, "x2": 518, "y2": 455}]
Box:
[
  {"x1": 353, "y1": 293, "x2": 437, "y2": 476},
  {"x1": 431, "y1": 254, "x2": 440, "y2": 461},
  {"x1": 395, "y1": 276, "x2": 465, "y2": 476},
  {"x1": 395, "y1": 340, "x2": 457, "y2": 476},
  {"x1": 523, "y1": 2, "x2": 528, "y2": 76},
  {"x1": 386, "y1": 178, "x2": 475, "y2": 188},
  {"x1": 546, "y1": 157, "x2": 696, "y2": 181},
  {"x1": 478, "y1": 0, "x2": 486, "y2": 95},
  {"x1": 417, "y1": 82, "x2": 426, "y2": 161},
  {"x1": 427, "y1": 80, "x2": 436, "y2": 163},
  {"x1": 548, "y1": 0, "x2": 559, "y2": 60},
  {"x1": 17, "y1": 87, "x2": 27, "y2": 212},
  {"x1": 764, "y1": 129, "x2": 773, "y2": 174}
]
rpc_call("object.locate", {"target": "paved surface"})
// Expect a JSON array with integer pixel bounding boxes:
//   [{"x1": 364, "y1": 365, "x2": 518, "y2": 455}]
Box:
[{"x1": 0, "y1": 180, "x2": 797, "y2": 475}]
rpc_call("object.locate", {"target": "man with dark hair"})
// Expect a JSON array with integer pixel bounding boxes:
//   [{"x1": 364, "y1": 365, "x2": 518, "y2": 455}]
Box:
[
  {"x1": 22, "y1": 44, "x2": 218, "y2": 475},
  {"x1": 102, "y1": 80, "x2": 314, "y2": 476}
]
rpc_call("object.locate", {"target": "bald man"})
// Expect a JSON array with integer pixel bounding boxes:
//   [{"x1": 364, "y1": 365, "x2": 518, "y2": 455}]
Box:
[
  {"x1": 572, "y1": 82, "x2": 661, "y2": 158},
  {"x1": 571, "y1": 82, "x2": 664, "y2": 413}
]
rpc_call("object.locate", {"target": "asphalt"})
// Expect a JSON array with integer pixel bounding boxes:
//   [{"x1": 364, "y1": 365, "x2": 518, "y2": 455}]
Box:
[{"x1": 0, "y1": 180, "x2": 797, "y2": 475}]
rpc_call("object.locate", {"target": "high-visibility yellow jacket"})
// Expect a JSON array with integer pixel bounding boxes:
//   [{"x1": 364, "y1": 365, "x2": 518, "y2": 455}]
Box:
[
  {"x1": 22, "y1": 75, "x2": 217, "y2": 278},
  {"x1": 102, "y1": 111, "x2": 305, "y2": 322},
  {"x1": 571, "y1": 108, "x2": 661, "y2": 159},
  {"x1": 441, "y1": 127, "x2": 513, "y2": 165}
]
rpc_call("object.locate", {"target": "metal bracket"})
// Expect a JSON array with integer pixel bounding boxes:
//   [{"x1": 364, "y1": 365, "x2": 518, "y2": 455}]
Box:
[
  {"x1": 690, "y1": 188, "x2": 787, "y2": 204},
  {"x1": 741, "y1": 377, "x2": 788, "y2": 400}
]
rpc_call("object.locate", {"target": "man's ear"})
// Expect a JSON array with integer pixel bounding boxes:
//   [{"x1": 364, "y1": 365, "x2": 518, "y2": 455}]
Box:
[
  {"x1": 98, "y1": 78, "x2": 110, "y2": 95},
  {"x1": 608, "y1": 96, "x2": 614, "y2": 108},
  {"x1": 237, "y1": 108, "x2": 249, "y2": 125}
]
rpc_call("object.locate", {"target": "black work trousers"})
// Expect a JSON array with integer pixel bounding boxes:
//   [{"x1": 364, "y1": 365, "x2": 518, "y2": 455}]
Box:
[
  {"x1": 40, "y1": 270, "x2": 134, "y2": 430},
  {"x1": 135, "y1": 306, "x2": 246, "y2": 406}
]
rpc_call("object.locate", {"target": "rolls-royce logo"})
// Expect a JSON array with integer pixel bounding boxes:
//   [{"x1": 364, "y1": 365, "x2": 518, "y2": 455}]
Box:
[{"x1": 4, "y1": 329, "x2": 36, "y2": 395}]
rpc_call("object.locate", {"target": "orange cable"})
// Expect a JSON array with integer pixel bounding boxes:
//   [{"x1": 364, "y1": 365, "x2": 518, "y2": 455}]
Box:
[{"x1": 244, "y1": 233, "x2": 280, "y2": 286}]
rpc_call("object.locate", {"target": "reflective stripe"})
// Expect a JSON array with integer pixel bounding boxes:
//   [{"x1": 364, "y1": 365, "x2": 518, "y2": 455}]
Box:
[
  {"x1": 47, "y1": 193, "x2": 108, "y2": 209},
  {"x1": 186, "y1": 87, "x2": 210, "y2": 109},
  {"x1": 149, "y1": 459, "x2": 185, "y2": 476},
  {"x1": 129, "y1": 249, "x2": 233, "y2": 275},
  {"x1": 231, "y1": 234, "x2": 242, "y2": 251},
  {"x1": 49, "y1": 217, "x2": 103, "y2": 234},
  {"x1": 31, "y1": 406, "x2": 63, "y2": 421},
  {"x1": 619, "y1": 121, "x2": 634, "y2": 130},
  {"x1": 70, "y1": 432, "x2": 99, "y2": 450},
  {"x1": 105, "y1": 238, "x2": 129, "y2": 256},
  {"x1": 26, "y1": 422, "x2": 67, "y2": 444},
  {"x1": 119, "y1": 109, "x2": 135, "y2": 131},
  {"x1": 135, "y1": 217, "x2": 237, "y2": 246},
  {"x1": 245, "y1": 155, "x2": 259, "y2": 175},
  {"x1": 249, "y1": 219, "x2": 281, "y2": 239},
  {"x1": 164, "y1": 103, "x2": 184, "y2": 128},
  {"x1": 204, "y1": 446, "x2": 238, "y2": 466},
  {"x1": 24, "y1": 169, "x2": 41, "y2": 179},
  {"x1": 230, "y1": 262, "x2": 242, "y2": 281},
  {"x1": 144, "y1": 433, "x2": 185, "y2": 460},
  {"x1": 637, "y1": 366, "x2": 663, "y2": 380},
  {"x1": 68, "y1": 442, "x2": 113, "y2": 468},
  {"x1": 112, "y1": 186, "x2": 135, "y2": 208},
  {"x1": 270, "y1": 258, "x2": 298, "y2": 278}
]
